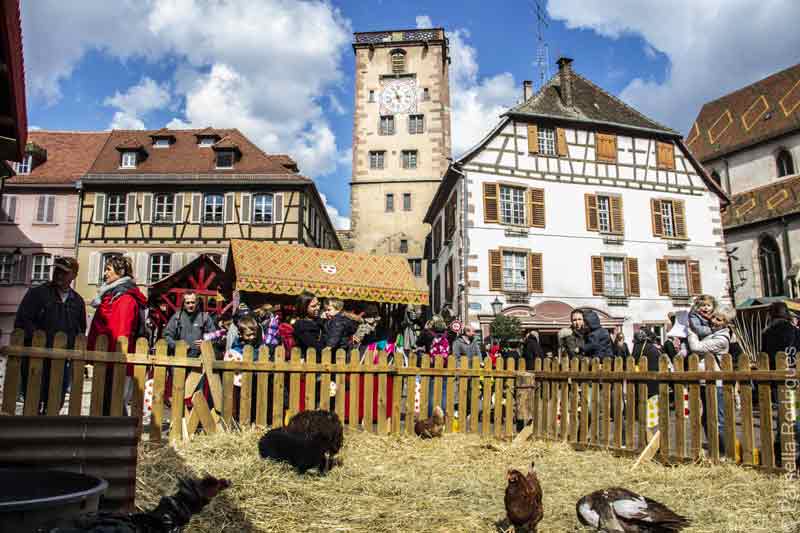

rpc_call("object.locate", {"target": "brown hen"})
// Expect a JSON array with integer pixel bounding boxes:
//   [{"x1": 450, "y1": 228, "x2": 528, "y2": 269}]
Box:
[
  {"x1": 414, "y1": 405, "x2": 445, "y2": 438},
  {"x1": 505, "y1": 461, "x2": 543, "y2": 533}
]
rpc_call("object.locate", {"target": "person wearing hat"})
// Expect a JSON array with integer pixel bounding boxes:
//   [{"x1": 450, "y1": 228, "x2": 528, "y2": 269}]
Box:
[{"x1": 14, "y1": 256, "x2": 87, "y2": 412}]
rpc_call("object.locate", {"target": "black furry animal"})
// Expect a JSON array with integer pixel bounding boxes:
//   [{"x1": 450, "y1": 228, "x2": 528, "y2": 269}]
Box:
[
  {"x1": 258, "y1": 428, "x2": 330, "y2": 474},
  {"x1": 47, "y1": 475, "x2": 230, "y2": 532},
  {"x1": 285, "y1": 409, "x2": 344, "y2": 456},
  {"x1": 576, "y1": 487, "x2": 690, "y2": 532}
]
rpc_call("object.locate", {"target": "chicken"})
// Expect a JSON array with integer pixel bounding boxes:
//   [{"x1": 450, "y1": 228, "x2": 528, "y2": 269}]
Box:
[
  {"x1": 576, "y1": 487, "x2": 690, "y2": 532},
  {"x1": 504, "y1": 461, "x2": 543, "y2": 533},
  {"x1": 414, "y1": 405, "x2": 445, "y2": 438},
  {"x1": 48, "y1": 475, "x2": 230, "y2": 533}
]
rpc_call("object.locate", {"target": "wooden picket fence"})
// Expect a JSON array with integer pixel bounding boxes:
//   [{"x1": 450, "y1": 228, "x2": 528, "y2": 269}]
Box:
[
  {"x1": 525, "y1": 353, "x2": 797, "y2": 473},
  {"x1": 0, "y1": 330, "x2": 523, "y2": 444}
]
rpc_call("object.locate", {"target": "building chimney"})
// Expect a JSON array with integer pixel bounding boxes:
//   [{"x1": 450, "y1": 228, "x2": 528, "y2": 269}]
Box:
[
  {"x1": 522, "y1": 80, "x2": 533, "y2": 102},
  {"x1": 557, "y1": 57, "x2": 574, "y2": 107}
]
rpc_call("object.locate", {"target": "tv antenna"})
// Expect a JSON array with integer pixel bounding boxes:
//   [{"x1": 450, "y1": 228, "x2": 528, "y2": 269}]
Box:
[{"x1": 534, "y1": 0, "x2": 550, "y2": 90}]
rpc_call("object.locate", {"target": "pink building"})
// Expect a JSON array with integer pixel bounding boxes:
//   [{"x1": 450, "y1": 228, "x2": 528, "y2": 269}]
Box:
[{"x1": 0, "y1": 131, "x2": 109, "y2": 343}]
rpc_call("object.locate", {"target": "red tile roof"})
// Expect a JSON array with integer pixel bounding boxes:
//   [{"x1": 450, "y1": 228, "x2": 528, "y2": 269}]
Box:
[
  {"x1": 687, "y1": 63, "x2": 800, "y2": 162},
  {"x1": 5, "y1": 131, "x2": 110, "y2": 185},
  {"x1": 89, "y1": 128, "x2": 300, "y2": 176},
  {"x1": 0, "y1": 0, "x2": 27, "y2": 161}
]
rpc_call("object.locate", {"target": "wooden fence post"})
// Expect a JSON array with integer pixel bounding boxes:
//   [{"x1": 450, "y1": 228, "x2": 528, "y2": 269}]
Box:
[
  {"x1": 776, "y1": 352, "x2": 796, "y2": 469},
  {"x1": 458, "y1": 357, "x2": 469, "y2": 433},
  {"x1": 613, "y1": 356, "x2": 623, "y2": 449},
  {"x1": 109, "y1": 337, "x2": 127, "y2": 417},
  {"x1": 391, "y1": 352, "x2": 402, "y2": 435},
  {"x1": 505, "y1": 358, "x2": 515, "y2": 438},
  {"x1": 130, "y1": 338, "x2": 149, "y2": 428},
  {"x1": 272, "y1": 347, "x2": 286, "y2": 427},
  {"x1": 673, "y1": 355, "x2": 686, "y2": 459},
  {"x1": 23, "y1": 330, "x2": 47, "y2": 416},
  {"x1": 738, "y1": 354, "x2": 755, "y2": 465},
  {"x1": 658, "y1": 355, "x2": 671, "y2": 462},
  {"x1": 305, "y1": 349, "x2": 317, "y2": 414},
  {"x1": 591, "y1": 358, "x2": 601, "y2": 445},
  {"x1": 445, "y1": 355, "x2": 456, "y2": 432},
  {"x1": 756, "y1": 352, "x2": 775, "y2": 468},
  {"x1": 288, "y1": 348, "x2": 302, "y2": 423},
  {"x1": 624, "y1": 356, "x2": 636, "y2": 451},
  {"x1": 363, "y1": 351, "x2": 375, "y2": 433},
  {"x1": 561, "y1": 357, "x2": 571, "y2": 441},
  {"x1": 378, "y1": 351, "x2": 389, "y2": 435},
  {"x1": 579, "y1": 358, "x2": 589, "y2": 445},
  {"x1": 720, "y1": 353, "x2": 737, "y2": 462},
  {"x1": 688, "y1": 354, "x2": 702, "y2": 460},
  {"x1": 704, "y1": 353, "x2": 721, "y2": 463},
  {"x1": 45, "y1": 332, "x2": 68, "y2": 416},
  {"x1": 348, "y1": 349, "x2": 359, "y2": 430},
  {"x1": 601, "y1": 358, "x2": 612, "y2": 448},
  {"x1": 254, "y1": 347, "x2": 271, "y2": 426},
  {"x1": 493, "y1": 357, "x2": 504, "y2": 439},
  {"x1": 239, "y1": 345, "x2": 254, "y2": 427},
  {"x1": 534, "y1": 358, "x2": 544, "y2": 438},
  {"x1": 637, "y1": 355, "x2": 649, "y2": 452},
  {"x1": 406, "y1": 353, "x2": 419, "y2": 435},
  {"x1": 150, "y1": 339, "x2": 168, "y2": 442},
  {"x1": 89, "y1": 335, "x2": 108, "y2": 417},
  {"x1": 319, "y1": 348, "x2": 332, "y2": 413},
  {"x1": 1, "y1": 330, "x2": 24, "y2": 415},
  {"x1": 334, "y1": 350, "x2": 346, "y2": 424},
  {"x1": 169, "y1": 341, "x2": 187, "y2": 443},
  {"x1": 68, "y1": 336, "x2": 88, "y2": 417},
  {"x1": 469, "y1": 356, "x2": 481, "y2": 434}
]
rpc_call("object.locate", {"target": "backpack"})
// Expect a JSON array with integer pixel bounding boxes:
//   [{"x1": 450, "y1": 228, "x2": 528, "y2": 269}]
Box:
[{"x1": 430, "y1": 334, "x2": 449, "y2": 359}]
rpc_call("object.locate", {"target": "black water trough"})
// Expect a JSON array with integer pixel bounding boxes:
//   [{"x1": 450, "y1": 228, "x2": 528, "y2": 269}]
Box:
[{"x1": 0, "y1": 469, "x2": 108, "y2": 533}]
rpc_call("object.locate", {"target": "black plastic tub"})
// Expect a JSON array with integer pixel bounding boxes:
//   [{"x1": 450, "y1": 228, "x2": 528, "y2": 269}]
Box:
[{"x1": 0, "y1": 469, "x2": 108, "y2": 533}]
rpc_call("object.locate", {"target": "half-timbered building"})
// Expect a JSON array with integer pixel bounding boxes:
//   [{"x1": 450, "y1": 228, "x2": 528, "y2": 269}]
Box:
[
  {"x1": 76, "y1": 128, "x2": 340, "y2": 302},
  {"x1": 424, "y1": 57, "x2": 730, "y2": 351}
]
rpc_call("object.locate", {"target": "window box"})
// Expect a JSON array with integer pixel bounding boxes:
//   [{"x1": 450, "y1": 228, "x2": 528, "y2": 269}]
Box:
[
  {"x1": 504, "y1": 291, "x2": 530, "y2": 304},
  {"x1": 666, "y1": 240, "x2": 687, "y2": 250},
  {"x1": 605, "y1": 296, "x2": 629, "y2": 306},
  {"x1": 602, "y1": 234, "x2": 625, "y2": 245},
  {"x1": 504, "y1": 227, "x2": 529, "y2": 238}
]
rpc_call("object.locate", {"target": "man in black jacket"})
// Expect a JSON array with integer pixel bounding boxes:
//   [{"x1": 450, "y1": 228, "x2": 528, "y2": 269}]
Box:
[
  {"x1": 14, "y1": 256, "x2": 86, "y2": 411},
  {"x1": 581, "y1": 309, "x2": 613, "y2": 359}
]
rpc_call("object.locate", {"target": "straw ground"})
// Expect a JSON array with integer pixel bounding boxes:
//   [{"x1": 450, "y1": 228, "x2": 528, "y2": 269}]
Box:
[{"x1": 136, "y1": 427, "x2": 798, "y2": 532}]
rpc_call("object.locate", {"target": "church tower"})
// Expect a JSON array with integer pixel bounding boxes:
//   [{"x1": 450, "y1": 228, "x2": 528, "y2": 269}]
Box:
[{"x1": 350, "y1": 28, "x2": 451, "y2": 290}]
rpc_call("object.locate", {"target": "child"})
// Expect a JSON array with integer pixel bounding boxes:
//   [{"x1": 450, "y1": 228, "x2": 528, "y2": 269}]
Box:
[
  {"x1": 689, "y1": 294, "x2": 717, "y2": 339},
  {"x1": 323, "y1": 298, "x2": 359, "y2": 353}
]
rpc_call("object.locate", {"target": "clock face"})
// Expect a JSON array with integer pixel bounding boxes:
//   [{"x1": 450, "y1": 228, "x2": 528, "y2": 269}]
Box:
[{"x1": 380, "y1": 79, "x2": 417, "y2": 114}]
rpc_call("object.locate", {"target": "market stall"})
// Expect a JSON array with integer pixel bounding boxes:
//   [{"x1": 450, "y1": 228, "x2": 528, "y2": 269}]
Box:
[{"x1": 225, "y1": 239, "x2": 428, "y2": 419}]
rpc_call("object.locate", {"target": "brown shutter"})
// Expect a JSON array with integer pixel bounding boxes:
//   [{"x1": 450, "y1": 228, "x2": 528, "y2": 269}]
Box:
[
  {"x1": 591, "y1": 256, "x2": 604, "y2": 295},
  {"x1": 483, "y1": 183, "x2": 499, "y2": 223},
  {"x1": 585, "y1": 193, "x2": 598, "y2": 231},
  {"x1": 596, "y1": 133, "x2": 617, "y2": 162},
  {"x1": 651, "y1": 199, "x2": 663, "y2": 237},
  {"x1": 528, "y1": 252, "x2": 543, "y2": 293},
  {"x1": 688, "y1": 260, "x2": 702, "y2": 295},
  {"x1": 556, "y1": 127, "x2": 568, "y2": 156},
  {"x1": 489, "y1": 250, "x2": 503, "y2": 291},
  {"x1": 527, "y1": 124, "x2": 539, "y2": 154},
  {"x1": 657, "y1": 141, "x2": 675, "y2": 170},
  {"x1": 610, "y1": 195, "x2": 624, "y2": 234},
  {"x1": 673, "y1": 200, "x2": 687, "y2": 238},
  {"x1": 625, "y1": 257, "x2": 640, "y2": 297},
  {"x1": 529, "y1": 188, "x2": 545, "y2": 228},
  {"x1": 657, "y1": 259, "x2": 670, "y2": 296}
]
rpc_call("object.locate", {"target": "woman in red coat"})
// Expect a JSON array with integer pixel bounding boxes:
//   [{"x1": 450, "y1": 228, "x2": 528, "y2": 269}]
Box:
[
  {"x1": 87, "y1": 255, "x2": 147, "y2": 415},
  {"x1": 87, "y1": 255, "x2": 147, "y2": 353}
]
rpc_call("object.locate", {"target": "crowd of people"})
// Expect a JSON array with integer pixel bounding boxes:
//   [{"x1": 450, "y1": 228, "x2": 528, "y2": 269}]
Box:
[{"x1": 9, "y1": 256, "x2": 799, "y2": 467}]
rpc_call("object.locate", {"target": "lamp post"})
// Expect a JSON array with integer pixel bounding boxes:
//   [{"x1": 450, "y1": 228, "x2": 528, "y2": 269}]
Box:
[{"x1": 490, "y1": 296, "x2": 503, "y2": 316}]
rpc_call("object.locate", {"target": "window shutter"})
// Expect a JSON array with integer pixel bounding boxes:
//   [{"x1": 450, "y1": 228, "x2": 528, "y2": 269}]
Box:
[
  {"x1": 2, "y1": 195, "x2": 16, "y2": 222},
  {"x1": 625, "y1": 257, "x2": 640, "y2": 297},
  {"x1": 273, "y1": 193, "x2": 284, "y2": 223},
  {"x1": 224, "y1": 193, "x2": 236, "y2": 223},
  {"x1": 528, "y1": 252, "x2": 543, "y2": 293},
  {"x1": 610, "y1": 195, "x2": 624, "y2": 234},
  {"x1": 46, "y1": 196, "x2": 55, "y2": 223},
  {"x1": 656, "y1": 259, "x2": 670, "y2": 296},
  {"x1": 142, "y1": 194, "x2": 153, "y2": 223},
  {"x1": 489, "y1": 250, "x2": 502, "y2": 291},
  {"x1": 585, "y1": 193, "x2": 599, "y2": 231},
  {"x1": 240, "y1": 193, "x2": 252, "y2": 224},
  {"x1": 174, "y1": 193, "x2": 184, "y2": 223},
  {"x1": 191, "y1": 193, "x2": 202, "y2": 224},
  {"x1": 36, "y1": 195, "x2": 46, "y2": 223},
  {"x1": 673, "y1": 200, "x2": 687, "y2": 238},
  {"x1": 13, "y1": 254, "x2": 27, "y2": 284},
  {"x1": 591, "y1": 256, "x2": 604, "y2": 295},
  {"x1": 125, "y1": 193, "x2": 137, "y2": 223},
  {"x1": 135, "y1": 253, "x2": 148, "y2": 284},
  {"x1": 93, "y1": 193, "x2": 106, "y2": 224},
  {"x1": 556, "y1": 127, "x2": 568, "y2": 157},
  {"x1": 88, "y1": 252, "x2": 100, "y2": 286},
  {"x1": 527, "y1": 124, "x2": 539, "y2": 154},
  {"x1": 651, "y1": 199, "x2": 663, "y2": 237},
  {"x1": 657, "y1": 142, "x2": 675, "y2": 170},
  {"x1": 483, "y1": 183, "x2": 499, "y2": 224},
  {"x1": 529, "y1": 188, "x2": 545, "y2": 228},
  {"x1": 172, "y1": 252, "x2": 184, "y2": 273},
  {"x1": 596, "y1": 133, "x2": 617, "y2": 162},
  {"x1": 688, "y1": 260, "x2": 702, "y2": 295}
]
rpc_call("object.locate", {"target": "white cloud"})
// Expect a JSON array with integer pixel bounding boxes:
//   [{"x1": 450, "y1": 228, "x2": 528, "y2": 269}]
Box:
[
  {"x1": 448, "y1": 29, "x2": 519, "y2": 157},
  {"x1": 320, "y1": 192, "x2": 350, "y2": 230},
  {"x1": 547, "y1": 0, "x2": 800, "y2": 132},
  {"x1": 104, "y1": 77, "x2": 171, "y2": 130},
  {"x1": 23, "y1": 0, "x2": 353, "y2": 178},
  {"x1": 643, "y1": 43, "x2": 657, "y2": 60},
  {"x1": 415, "y1": 15, "x2": 433, "y2": 29}
]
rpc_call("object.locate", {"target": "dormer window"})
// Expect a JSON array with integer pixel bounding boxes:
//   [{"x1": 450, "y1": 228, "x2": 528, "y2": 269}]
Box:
[
  {"x1": 154, "y1": 138, "x2": 170, "y2": 148},
  {"x1": 121, "y1": 151, "x2": 137, "y2": 169},
  {"x1": 215, "y1": 150, "x2": 235, "y2": 169},
  {"x1": 11, "y1": 154, "x2": 32, "y2": 175},
  {"x1": 198, "y1": 137, "x2": 216, "y2": 147}
]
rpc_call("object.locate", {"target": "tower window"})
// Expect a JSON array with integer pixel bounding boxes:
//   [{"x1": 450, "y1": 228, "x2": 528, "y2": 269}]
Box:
[
  {"x1": 379, "y1": 115, "x2": 395, "y2": 135},
  {"x1": 401, "y1": 150, "x2": 418, "y2": 169},
  {"x1": 385, "y1": 193, "x2": 394, "y2": 212},
  {"x1": 399, "y1": 239, "x2": 408, "y2": 254},
  {"x1": 409, "y1": 114, "x2": 424, "y2": 134},
  {"x1": 403, "y1": 192, "x2": 412, "y2": 211},
  {"x1": 368, "y1": 90, "x2": 375, "y2": 102},
  {"x1": 777, "y1": 149, "x2": 795, "y2": 177},
  {"x1": 369, "y1": 151, "x2": 385, "y2": 169},
  {"x1": 391, "y1": 50, "x2": 405, "y2": 73},
  {"x1": 759, "y1": 235, "x2": 784, "y2": 296}
]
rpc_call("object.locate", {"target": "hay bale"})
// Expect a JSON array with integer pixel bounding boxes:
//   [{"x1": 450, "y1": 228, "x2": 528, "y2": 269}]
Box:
[{"x1": 136, "y1": 429, "x2": 799, "y2": 532}]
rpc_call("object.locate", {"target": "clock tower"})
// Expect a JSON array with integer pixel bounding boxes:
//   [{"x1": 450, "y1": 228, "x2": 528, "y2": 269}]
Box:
[{"x1": 350, "y1": 28, "x2": 451, "y2": 291}]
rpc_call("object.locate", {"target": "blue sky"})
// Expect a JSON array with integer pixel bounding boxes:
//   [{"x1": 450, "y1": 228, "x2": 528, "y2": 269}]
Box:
[{"x1": 20, "y1": 1, "x2": 800, "y2": 228}]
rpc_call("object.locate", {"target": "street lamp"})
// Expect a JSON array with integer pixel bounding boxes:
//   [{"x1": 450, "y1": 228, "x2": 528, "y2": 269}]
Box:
[
  {"x1": 736, "y1": 265, "x2": 748, "y2": 287},
  {"x1": 490, "y1": 296, "x2": 503, "y2": 316}
]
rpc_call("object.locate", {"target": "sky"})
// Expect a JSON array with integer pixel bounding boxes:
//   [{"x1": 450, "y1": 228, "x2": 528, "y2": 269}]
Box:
[{"x1": 20, "y1": 0, "x2": 800, "y2": 230}]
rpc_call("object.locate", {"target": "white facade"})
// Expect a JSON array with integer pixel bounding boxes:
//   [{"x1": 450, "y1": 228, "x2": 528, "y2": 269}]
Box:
[{"x1": 428, "y1": 118, "x2": 729, "y2": 350}]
